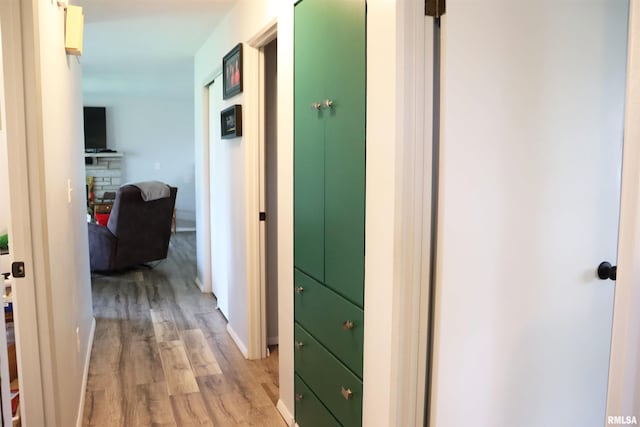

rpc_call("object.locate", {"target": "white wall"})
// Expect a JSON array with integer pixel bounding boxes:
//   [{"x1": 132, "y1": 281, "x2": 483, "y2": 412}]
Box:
[
  {"x1": 83, "y1": 90, "x2": 196, "y2": 228},
  {"x1": 21, "y1": 1, "x2": 95, "y2": 425},
  {"x1": 194, "y1": 0, "x2": 293, "y2": 420}
]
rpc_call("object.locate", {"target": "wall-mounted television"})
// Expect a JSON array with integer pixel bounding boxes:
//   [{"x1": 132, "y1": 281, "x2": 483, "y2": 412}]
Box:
[{"x1": 83, "y1": 106, "x2": 107, "y2": 152}]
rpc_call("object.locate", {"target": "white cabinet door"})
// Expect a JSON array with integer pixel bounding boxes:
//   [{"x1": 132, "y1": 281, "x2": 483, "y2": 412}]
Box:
[{"x1": 430, "y1": 2, "x2": 629, "y2": 426}]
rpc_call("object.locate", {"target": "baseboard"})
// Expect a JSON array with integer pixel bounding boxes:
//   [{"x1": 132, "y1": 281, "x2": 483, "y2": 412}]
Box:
[
  {"x1": 226, "y1": 323, "x2": 249, "y2": 358},
  {"x1": 268, "y1": 335, "x2": 279, "y2": 346},
  {"x1": 175, "y1": 227, "x2": 196, "y2": 232},
  {"x1": 76, "y1": 317, "x2": 96, "y2": 427},
  {"x1": 195, "y1": 276, "x2": 204, "y2": 292},
  {"x1": 277, "y1": 399, "x2": 296, "y2": 427}
]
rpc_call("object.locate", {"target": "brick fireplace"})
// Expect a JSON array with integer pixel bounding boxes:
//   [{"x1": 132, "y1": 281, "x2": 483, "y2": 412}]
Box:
[{"x1": 84, "y1": 153, "x2": 123, "y2": 200}]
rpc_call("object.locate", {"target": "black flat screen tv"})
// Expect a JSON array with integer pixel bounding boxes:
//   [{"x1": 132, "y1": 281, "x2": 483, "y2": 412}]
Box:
[{"x1": 83, "y1": 107, "x2": 107, "y2": 152}]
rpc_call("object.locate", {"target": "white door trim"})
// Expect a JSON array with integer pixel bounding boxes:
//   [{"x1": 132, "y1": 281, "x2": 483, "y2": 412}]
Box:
[
  {"x1": 0, "y1": 0, "x2": 47, "y2": 424},
  {"x1": 363, "y1": 0, "x2": 433, "y2": 425},
  {"x1": 248, "y1": 20, "x2": 278, "y2": 360},
  {"x1": 606, "y1": 0, "x2": 640, "y2": 420}
]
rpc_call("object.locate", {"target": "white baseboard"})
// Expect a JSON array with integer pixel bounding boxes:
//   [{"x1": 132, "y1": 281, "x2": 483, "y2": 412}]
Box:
[
  {"x1": 226, "y1": 323, "x2": 249, "y2": 358},
  {"x1": 268, "y1": 335, "x2": 279, "y2": 346},
  {"x1": 195, "y1": 276, "x2": 204, "y2": 292},
  {"x1": 277, "y1": 399, "x2": 296, "y2": 426},
  {"x1": 76, "y1": 317, "x2": 96, "y2": 427}
]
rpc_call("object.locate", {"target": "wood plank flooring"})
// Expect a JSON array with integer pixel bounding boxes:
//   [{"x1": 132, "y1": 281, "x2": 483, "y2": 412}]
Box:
[{"x1": 83, "y1": 232, "x2": 285, "y2": 426}]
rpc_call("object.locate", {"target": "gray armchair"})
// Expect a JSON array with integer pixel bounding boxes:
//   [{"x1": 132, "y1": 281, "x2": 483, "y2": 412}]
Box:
[{"x1": 88, "y1": 183, "x2": 177, "y2": 272}]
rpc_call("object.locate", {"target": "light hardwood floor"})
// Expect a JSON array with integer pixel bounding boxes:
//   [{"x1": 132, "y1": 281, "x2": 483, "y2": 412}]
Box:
[{"x1": 83, "y1": 232, "x2": 285, "y2": 426}]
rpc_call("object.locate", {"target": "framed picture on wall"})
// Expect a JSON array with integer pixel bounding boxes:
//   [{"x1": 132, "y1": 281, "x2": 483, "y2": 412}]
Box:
[
  {"x1": 221, "y1": 105, "x2": 242, "y2": 139},
  {"x1": 223, "y1": 43, "x2": 243, "y2": 99}
]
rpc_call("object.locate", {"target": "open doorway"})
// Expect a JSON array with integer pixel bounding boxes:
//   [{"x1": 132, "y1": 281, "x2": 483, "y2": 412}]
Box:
[{"x1": 260, "y1": 38, "x2": 279, "y2": 352}]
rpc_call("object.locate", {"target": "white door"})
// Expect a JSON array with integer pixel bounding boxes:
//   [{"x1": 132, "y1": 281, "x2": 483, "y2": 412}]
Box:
[
  {"x1": 430, "y1": 2, "x2": 629, "y2": 426},
  {"x1": 208, "y1": 78, "x2": 230, "y2": 318}
]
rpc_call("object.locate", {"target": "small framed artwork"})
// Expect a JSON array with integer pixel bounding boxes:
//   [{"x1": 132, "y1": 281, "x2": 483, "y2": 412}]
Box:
[
  {"x1": 221, "y1": 105, "x2": 242, "y2": 139},
  {"x1": 223, "y1": 43, "x2": 243, "y2": 99}
]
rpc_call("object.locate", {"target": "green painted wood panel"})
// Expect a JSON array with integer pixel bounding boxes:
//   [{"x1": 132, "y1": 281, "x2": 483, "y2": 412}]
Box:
[
  {"x1": 295, "y1": 325, "x2": 363, "y2": 427},
  {"x1": 295, "y1": 375, "x2": 342, "y2": 427},
  {"x1": 294, "y1": 0, "x2": 327, "y2": 282},
  {"x1": 294, "y1": 269, "x2": 364, "y2": 377},
  {"x1": 323, "y1": 0, "x2": 366, "y2": 308}
]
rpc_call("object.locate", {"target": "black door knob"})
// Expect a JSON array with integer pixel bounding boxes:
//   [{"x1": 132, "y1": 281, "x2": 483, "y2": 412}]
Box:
[{"x1": 597, "y1": 262, "x2": 617, "y2": 281}]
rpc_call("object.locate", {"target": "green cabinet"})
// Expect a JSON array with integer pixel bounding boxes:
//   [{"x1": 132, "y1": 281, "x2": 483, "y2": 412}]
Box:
[
  {"x1": 295, "y1": 325, "x2": 363, "y2": 427},
  {"x1": 295, "y1": 375, "x2": 342, "y2": 427},
  {"x1": 294, "y1": 0, "x2": 366, "y2": 425},
  {"x1": 294, "y1": 269, "x2": 364, "y2": 377},
  {"x1": 294, "y1": 0, "x2": 366, "y2": 308}
]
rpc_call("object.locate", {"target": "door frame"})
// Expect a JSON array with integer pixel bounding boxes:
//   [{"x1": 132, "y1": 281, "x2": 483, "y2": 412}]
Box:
[
  {"x1": 0, "y1": 0, "x2": 47, "y2": 424},
  {"x1": 248, "y1": 20, "x2": 278, "y2": 359},
  {"x1": 606, "y1": 0, "x2": 640, "y2": 419},
  {"x1": 195, "y1": 70, "x2": 217, "y2": 295},
  {"x1": 362, "y1": 1, "x2": 434, "y2": 425}
]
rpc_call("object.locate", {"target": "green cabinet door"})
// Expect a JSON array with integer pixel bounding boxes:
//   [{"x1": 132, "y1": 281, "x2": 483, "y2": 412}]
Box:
[
  {"x1": 295, "y1": 375, "x2": 342, "y2": 427},
  {"x1": 323, "y1": 0, "x2": 366, "y2": 307},
  {"x1": 294, "y1": 0, "x2": 328, "y2": 282},
  {"x1": 295, "y1": 0, "x2": 366, "y2": 306}
]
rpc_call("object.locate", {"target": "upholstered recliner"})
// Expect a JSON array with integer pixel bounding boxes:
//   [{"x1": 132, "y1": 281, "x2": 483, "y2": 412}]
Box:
[{"x1": 88, "y1": 183, "x2": 177, "y2": 272}]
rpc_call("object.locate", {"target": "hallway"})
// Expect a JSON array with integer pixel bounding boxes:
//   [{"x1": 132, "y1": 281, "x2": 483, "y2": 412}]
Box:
[{"x1": 82, "y1": 233, "x2": 284, "y2": 426}]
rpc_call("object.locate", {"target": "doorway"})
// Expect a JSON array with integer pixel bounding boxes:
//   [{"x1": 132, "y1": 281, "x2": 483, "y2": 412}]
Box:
[
  {"x1": 208, "y1": 77, "x2": 231, "y2": 319},
  {"x1": 260, "y1": 38, "x2": 279, "y2": 351}
]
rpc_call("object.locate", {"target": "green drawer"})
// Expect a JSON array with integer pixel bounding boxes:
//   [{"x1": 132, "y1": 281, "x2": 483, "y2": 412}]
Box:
[
  {"x1": 294, "y1": 269, "x2": 364, "y2": 377},
  {"x1": 295, "y1": 374, "x2": 341, "y2": 427},
  {"x1": 295, "y1": 325, "x2": 363, "y2": 427}
]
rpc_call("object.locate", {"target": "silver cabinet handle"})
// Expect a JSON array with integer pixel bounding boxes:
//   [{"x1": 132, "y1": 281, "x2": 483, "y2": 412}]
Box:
[
  {"x1": 342, "y1": 320, "x2": 354, "y2": 330},
  {"x1": 323, "y1": 99, "x2": 334, "y2": 108},
  {"x1": 311, "y1": 102, "x2": 322, "y2": 110},
  {"x1": 341, "y1": 386, "x2": 353, "y2": 400},
  {"x1": 295, "y1": 286, "x2": 304, "y2": 294},
  {"x1": 295, "y1": 341, "x2": 304, "y2": 349}
]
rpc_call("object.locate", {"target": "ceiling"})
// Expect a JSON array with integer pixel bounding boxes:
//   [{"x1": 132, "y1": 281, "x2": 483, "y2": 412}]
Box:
[{"x1": 76, "y1": 0, "x2": 236, "y2": 98}]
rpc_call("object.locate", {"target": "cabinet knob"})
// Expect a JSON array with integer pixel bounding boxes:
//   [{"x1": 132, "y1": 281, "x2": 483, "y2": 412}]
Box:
[
  {"x1": 341, "y1": 386, "x2": 353, "y2": 400},
  {"x1": 295, "y1": 286, "x2": 304, "y2": 294},
  {"x1": 311, "y1": 102, "x2": 322, "y2": 110},
  {"x1": 295, "y1": 341, "x2": 304, "y2": 349},
  {"x1": 323, "y1": 99, "x2": 334, "y2": 109},
  {"x1": 342, "y1": 320, "x2": 355, "y2": 330},
  {"x1": 295, "y1": 393, "x2": 303, "y2": 401}
]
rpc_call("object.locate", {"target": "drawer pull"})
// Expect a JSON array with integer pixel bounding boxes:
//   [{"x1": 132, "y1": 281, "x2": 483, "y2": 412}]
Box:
[
  {"x1": 295, "y1": 286, "x2": 305, "y2": 294},
  {"x1": 295, "y1": 393, "x2": 304, "y2": 401},
  {"x1": 342, "y1": 320, "x2": 355, "y2": 330},
  {"x1": 311, "y1": 102, "x2": 322, "y2": 110},
  {"x1": 295, "y1": 341, "x2": 304, "y2": 349},
  {"x1": 323, "y1": 99, "x2": 334, "y2": 109},
  {"x1": 341, "y1": 386, "x2": 353, "y2": 401}
]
